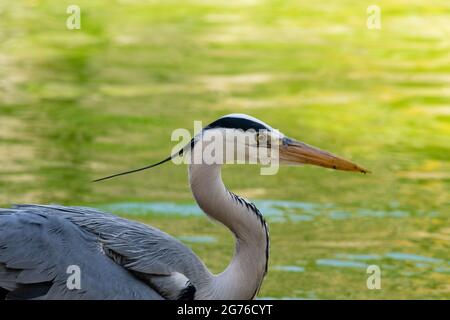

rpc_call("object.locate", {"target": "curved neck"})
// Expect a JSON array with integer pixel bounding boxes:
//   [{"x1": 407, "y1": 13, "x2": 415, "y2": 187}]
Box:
[{"x1": 189, "y1": 162, "x2": 269, "y2": 300}]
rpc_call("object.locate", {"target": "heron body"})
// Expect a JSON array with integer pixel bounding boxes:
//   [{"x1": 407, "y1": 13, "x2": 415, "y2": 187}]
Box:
[{"x1": 0, "y1": 114, "x2": 367, "y2": 300}]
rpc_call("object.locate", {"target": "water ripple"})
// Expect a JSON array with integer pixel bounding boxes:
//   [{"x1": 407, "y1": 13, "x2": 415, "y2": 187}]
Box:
[{"x1": 100, "y1": 200, "x2": 439, "y2": 222}]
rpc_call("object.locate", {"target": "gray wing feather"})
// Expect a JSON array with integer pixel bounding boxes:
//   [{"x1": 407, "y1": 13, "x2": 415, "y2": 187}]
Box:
[
  {"x1": 7, "y1": 204, "x2": 208, "y2": 299},
  {"x1": 0, "y1": 208, "x2": 163, "y2": 299},
  {"x1": 15, "y1": 205, "x2": 208, "y2": 280}
]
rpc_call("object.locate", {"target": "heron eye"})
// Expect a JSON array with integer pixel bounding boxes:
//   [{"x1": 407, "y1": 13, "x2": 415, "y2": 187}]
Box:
[
  {"x1": 256, "y1": 132, "x2": 270, "y2": 148},
  {"x1": 257, "y1": 133, "x2": 266, "y2": 142}
]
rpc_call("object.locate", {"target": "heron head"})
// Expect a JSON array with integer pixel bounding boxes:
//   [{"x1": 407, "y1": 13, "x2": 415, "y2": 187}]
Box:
[
  {"x1": 93, "y1": 113, "x2": 368, "y2": 182},
  {"x1": 198, "y1": 113, "x2": 369, "y2": 173}
]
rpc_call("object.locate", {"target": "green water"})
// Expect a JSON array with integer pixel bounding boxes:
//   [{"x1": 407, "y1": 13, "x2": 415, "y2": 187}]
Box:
[{"x1": 0, "y1": 0, "x2": 449, "y2": 299}]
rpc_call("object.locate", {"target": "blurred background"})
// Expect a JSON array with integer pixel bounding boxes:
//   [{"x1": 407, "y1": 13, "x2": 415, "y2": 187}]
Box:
[{"x1": 0, "y1": 0, "x2": 449, "y2": 298}]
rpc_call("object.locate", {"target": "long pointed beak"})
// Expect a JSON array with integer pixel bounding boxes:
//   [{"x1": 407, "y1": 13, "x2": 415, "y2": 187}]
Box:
[{"x1": 280, "y1": 137, "x2": 370, "y2": 173}]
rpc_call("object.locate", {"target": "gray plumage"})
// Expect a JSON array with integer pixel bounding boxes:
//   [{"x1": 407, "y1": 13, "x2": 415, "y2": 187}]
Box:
[{"x1": 0, "y1": 204, "x2": 211, "y2": 300}]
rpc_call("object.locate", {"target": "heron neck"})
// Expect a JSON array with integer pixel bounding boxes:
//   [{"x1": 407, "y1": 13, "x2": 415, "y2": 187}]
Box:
[{"x1": 188, "y1": 163, "x2": 269, "y2": 300}]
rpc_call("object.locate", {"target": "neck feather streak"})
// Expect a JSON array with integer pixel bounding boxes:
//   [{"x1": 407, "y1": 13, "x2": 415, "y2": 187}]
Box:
[{"x1": 188, "y1": 163, "x2": 269, "y2": 300}]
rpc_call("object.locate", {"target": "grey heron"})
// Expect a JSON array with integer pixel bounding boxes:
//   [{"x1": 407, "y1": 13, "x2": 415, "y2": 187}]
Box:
[{"x1": 0, "y1": 113, "x2": 368, "y2": 300}]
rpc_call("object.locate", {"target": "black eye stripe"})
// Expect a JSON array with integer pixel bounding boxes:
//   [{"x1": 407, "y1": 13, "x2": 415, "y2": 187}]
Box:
[{"x1": 204, "y1": 117, "x2": 271, "y2": 132}]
